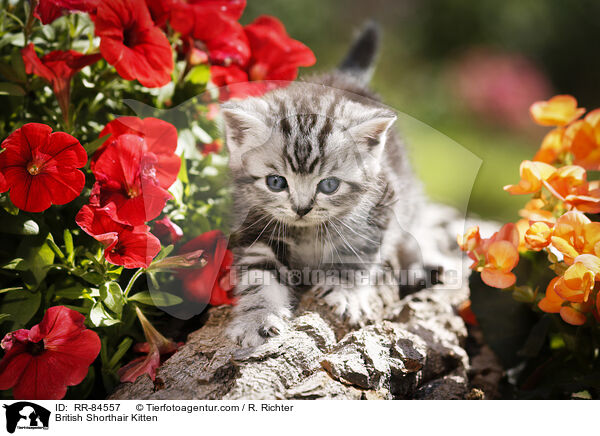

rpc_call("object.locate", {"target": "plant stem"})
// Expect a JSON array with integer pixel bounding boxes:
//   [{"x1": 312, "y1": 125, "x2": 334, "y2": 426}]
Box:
[{"x1": 124, "y1": 268, "x2": 144, "y2": 298}]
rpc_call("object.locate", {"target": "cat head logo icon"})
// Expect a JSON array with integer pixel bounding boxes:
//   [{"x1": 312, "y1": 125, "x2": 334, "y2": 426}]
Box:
[{"x1": 3, "y1": 402, "x2": 50, "y2": 433}]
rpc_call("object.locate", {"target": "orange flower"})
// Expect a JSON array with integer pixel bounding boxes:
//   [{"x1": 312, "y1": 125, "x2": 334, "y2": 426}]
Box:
[
  {"x1": 480, "y1": 240, "x2": 519, "y2": 288},
  {"x1": 538, "y1": 276, "x2": 563, "y2": 313},
  {"x1": 457, "y1": 226, "x2": 481, "y2": 253},
  {"x1": 538, "y1": 276, "x2": 592, "y2": 326},
  {"x1": 533, "y1": 127, "x2": 566, "y2": 164},
  {"x1": 524, "y1": 221, "x2": 553, "y2": 251},
  {"x1": 554, "y1": 262, "x2": 595, "y2": 303},
  {"x1": 458, "y1": 223, "x2": 520, "y2": 288},
  {"x1": 503, "y1": 160, "x2": 556, "y2": 195},
  {"x1": 564, "y1": 109, "x2": 600, "y2": 170},
  {"x1": 540, "y1": 165, "x2": 600, "y2": 213},
  {"x1": 550, "y1": 211, "x2": 600, "y2": 263},
  {"x1": 518, "y1": 198, "x2": 555, "y2": 223},
  {"x1": 530, "y1": 95, "x2": 585, "y2": 127}
]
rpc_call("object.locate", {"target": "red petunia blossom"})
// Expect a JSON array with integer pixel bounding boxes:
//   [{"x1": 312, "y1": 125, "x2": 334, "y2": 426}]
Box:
[
  {"x1": 177, "y1": 230, "x2": 236, "y2": 305},
  {"x1": 210, "y1": 15, "x2": 316, "y2": 100},
  {"x1": 198, "y1": 139, "x2": 222, "y2": 156},
  {"x1": 76, "y1": 205, "x2": 161, "y2": 268},
  {"x1": 0, "y1": 306, "x2": 101, "y2": 400},
  {"x1": 170, "y1": 0, "x2": 249, "y2": 68},
  {"x1": 92, "y1": 117, "x2": 180, "y2": 189},
  {"x1": 144, "y1": 0, "x2": 175, "y2": 27},
  {"x1": 118, "y1": 307, "x2": 182, "y2": 383},
  {"x1": 152, "y1": 216, "x2": 183, "y2": 245},
  {"x1": 0, "y1": 123, "x2": 87, "y2": 213},
  {"x1": 34, "y1": 0, "x2": 99, "y2": 25},
  {"x1": 21, "y1": 43, "x2": 101, "y2": 122},
  {"x1": 94, "y1": 0, "x2": 174, "y2": 88},
  {"x1": 91, "y1": 134, "x2": 172, "y2": 226}
]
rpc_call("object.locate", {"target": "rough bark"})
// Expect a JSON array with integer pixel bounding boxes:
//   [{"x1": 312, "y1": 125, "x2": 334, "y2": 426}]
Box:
[{"x1": 110, "y1": 204, "x2": 499, "y2": 400}]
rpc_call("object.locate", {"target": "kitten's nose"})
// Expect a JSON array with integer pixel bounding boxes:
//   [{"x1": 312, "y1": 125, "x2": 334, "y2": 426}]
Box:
[{"x1": 295, "y1": 206, "x2": 313, "y2": 217}]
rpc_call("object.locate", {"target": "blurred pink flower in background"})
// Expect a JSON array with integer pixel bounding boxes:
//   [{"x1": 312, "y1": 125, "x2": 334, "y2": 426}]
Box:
[{"x1": 450, "y1": 49, "x2": 552, "y2": 130}]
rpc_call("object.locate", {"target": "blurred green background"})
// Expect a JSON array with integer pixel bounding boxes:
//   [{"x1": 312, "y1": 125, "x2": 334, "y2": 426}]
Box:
[{"x1": 242, "y1": 0, "x2": 600, "y2": 222}]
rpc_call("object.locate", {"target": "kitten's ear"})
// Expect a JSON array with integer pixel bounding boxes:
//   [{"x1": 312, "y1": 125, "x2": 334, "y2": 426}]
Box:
[
  {"x1": 348, "y1": 109, "x2": 397, "y2": 155},
  {"x1": 220, "y1": 99, "x2": 271, "y2": 152}
]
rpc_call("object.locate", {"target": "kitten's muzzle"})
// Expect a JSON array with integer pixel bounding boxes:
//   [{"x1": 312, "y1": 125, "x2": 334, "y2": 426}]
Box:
[{"x1": 294, "y1": 206, "x2": 313, "y2": 217}]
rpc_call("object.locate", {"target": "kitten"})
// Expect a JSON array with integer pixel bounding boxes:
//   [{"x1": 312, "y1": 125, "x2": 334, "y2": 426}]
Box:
[{"x1": 221, "y1": 23, "x2": 425, "y2": 347}]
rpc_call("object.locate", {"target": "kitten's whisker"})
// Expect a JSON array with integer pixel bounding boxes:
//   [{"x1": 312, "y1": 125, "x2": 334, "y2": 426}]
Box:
[
  {"x1": 329, "y1": 219, "x2": 366, "y2": 264},
  {"x1": 247, "y1": 216, "x2": 275, "y2": 249},
  {"x1": 332, "y1": 216, "x2": 378, "y2": 245}
]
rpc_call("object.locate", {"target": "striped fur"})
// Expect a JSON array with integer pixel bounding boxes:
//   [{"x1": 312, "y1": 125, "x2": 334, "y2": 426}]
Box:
[{"x1": 222, "y1": 38, "x2": 424, "y2": 348}]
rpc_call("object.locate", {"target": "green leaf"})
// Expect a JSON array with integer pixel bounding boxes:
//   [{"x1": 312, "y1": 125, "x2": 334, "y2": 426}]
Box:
[
  {"x1": 129, "y1": 291, "x2": 183, "y2": 307},
  {"x1": 99, "y1": 282, "x2": 124, "y2": 316},
  {"x1": 89, "y1": 301, "x2": 120, "y2": 327},
  {"x1": 54, "y1": 283, "x2": 90, "y2": 300},
  {"x1": 1, "y1": 258, "x2": 27, "y2": 271},
  {"x1": 0, "y1": 82, "x2": 25, "y2": 96},
  {"x1": 107, "y1": 337, "x2": 133, "y2": 369},
  {"x1": 16, "y1": 233, "x2": 56, "y2": 289},
  {"x1": 84, "y1": 134, "x2": 110, "y2": 156},
  {"x1": 79, "y1": 271, "x2": 105, "y2": 285},
  {"x1": 0, "y1": 210, "x2": 39, "y2": 235},
  {"x1": 10, "y1": 50, "x2": 26, "y2": 83},
  {"x1": 0, "y1": 290, "x2": 41, "y2": 329},
  {"x1": 64, "y1": 229, "x2": 74, "y2": 261},
  {"x1": 0, "y1": 287, "x2": 25, "y2": 294},
  {"x1": 0, "y1": 313, "x2": 13, "y2": 324}
]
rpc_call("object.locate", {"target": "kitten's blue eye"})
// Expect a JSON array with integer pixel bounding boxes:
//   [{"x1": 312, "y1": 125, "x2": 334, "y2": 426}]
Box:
[
  {"x1": 266, "y1": 175, "x2": 288, "y2": 192},
  {"x1": 317, "y1": 177, "x2": 340, "y2": 194}
]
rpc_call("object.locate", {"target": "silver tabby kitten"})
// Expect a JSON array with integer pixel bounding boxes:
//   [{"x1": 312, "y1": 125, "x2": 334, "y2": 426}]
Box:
[{"x1": 221, "y1": 24, "x2": 424, "y2": 347}]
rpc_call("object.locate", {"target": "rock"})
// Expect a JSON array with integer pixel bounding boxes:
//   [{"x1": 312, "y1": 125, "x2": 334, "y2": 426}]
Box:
[{"x1": 109, "y1": 203, "x2": 497, "y2": 400}]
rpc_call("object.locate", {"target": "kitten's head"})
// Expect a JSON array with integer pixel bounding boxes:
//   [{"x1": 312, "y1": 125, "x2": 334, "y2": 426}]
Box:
[{"x1": 221, "y1": 84, "x2": 396, "y2": 227}]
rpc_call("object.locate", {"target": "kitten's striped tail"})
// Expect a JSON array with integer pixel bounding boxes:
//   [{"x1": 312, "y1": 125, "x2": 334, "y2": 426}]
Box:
[{"x1": 338, "y1": 21, "x2": 380, "y2": 85}]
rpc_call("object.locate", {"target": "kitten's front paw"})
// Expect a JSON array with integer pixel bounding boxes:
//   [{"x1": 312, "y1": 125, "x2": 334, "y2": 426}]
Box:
[
  {"x1": 317, "y1": 286, "x2": 374, "y2": 326},
  {"x1": 227, "y1": 308, "x2": 291, "y2": 348}
]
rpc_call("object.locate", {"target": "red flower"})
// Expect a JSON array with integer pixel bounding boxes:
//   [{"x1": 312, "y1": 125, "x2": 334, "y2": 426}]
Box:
[
  {"x1": 210, "y1": 16, "x2": 316, "y2": 100},
  {"x1": 198, "y1": 139, "x2": 222, "y2": 156},
  {"x1": 152, "y1": 216, "x2": 183, "y2": 245},
  {"x1": 177, "y1": 230, "x2": 236, "y2": 305},
  {"x1": 34, "y1": 0, "x2": 99, "y2": 25},
  {"x1": 91, "y1": 134, "x2": 172, "y2": 226},
  {"x1": 95, "y1": 0, "x2": 174, "y2": 88},
  {"x1": 92, "y1": 117, "x2": 180, "y2": 189},
  {"x1": 21, "y1": 43, "x2": 101, "y2": 121},
  {"x1": 144, "y1": 0, "x2": 175, "y2": 27},
  {"x1": 76, "y1": 205, "x2": 161, "y2": 268},
  {"x1": 118, "y1": 307, "x2": 181, "y2": 383},
  {"x1": 170, "y1": 0, "x2": 249, "y2": 67},
  {"x1": 0, "y1": 306, "x2": 101, "y2": 400},
  {"x1": 0, "y1": 123, "x2": 87, "y2": 213},
  {"x1": 245, "y1": 16, "x2": 316, "y2": 81}
]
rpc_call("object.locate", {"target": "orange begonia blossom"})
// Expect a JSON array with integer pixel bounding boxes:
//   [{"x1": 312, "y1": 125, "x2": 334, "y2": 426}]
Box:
[
  {"x1": 533, "y1": 127, "x2": 566, "y2": 164},
  {"x1": 525, "y1": 221, "x2": 553, "y2": 251},
  {"x1": 565, "y1": 109, "x2": 600, "y2": 170},
  {"x1": 504, "y1": 160, "x2": 556, "y2": 195},
  {"x1": 530, "y1": 95, "x2": 585, "y2": 127},
  {"x1": 538, "y1": 276, "x2": 563, "y2": 313},
  {"x1": 554, "y1": 262, "x2": 595, "y2": 303},
  {"x1": 559, "y1": 305, "x2": 588, "y2": 325},
  {"x1": 538, "y1": 276, "x2": 593, "y2": 326},
  {"x1": 518, "y1": 198, "x2": 556, "y2": 224},
  {"x1": 480, "y1": 240, "x2": 519, "y2": 288},
  {"x1": 550, "y1": 212, "x2": 600, "y2": 264},
  {"x1": 458, "y1": 223, "x2": 520, "y2": 288},
  {"x1": 457, "y1": 226, "x2": 481, "y2": 253}
]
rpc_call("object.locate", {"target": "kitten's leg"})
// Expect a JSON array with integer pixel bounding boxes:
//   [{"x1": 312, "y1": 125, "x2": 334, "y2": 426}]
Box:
[
  {"x1": 317, "y1": 284, "x2": 375, "y2": 325},
  {"x1": 227, "y1": 243, "x2": 292, "y2": 348}
]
